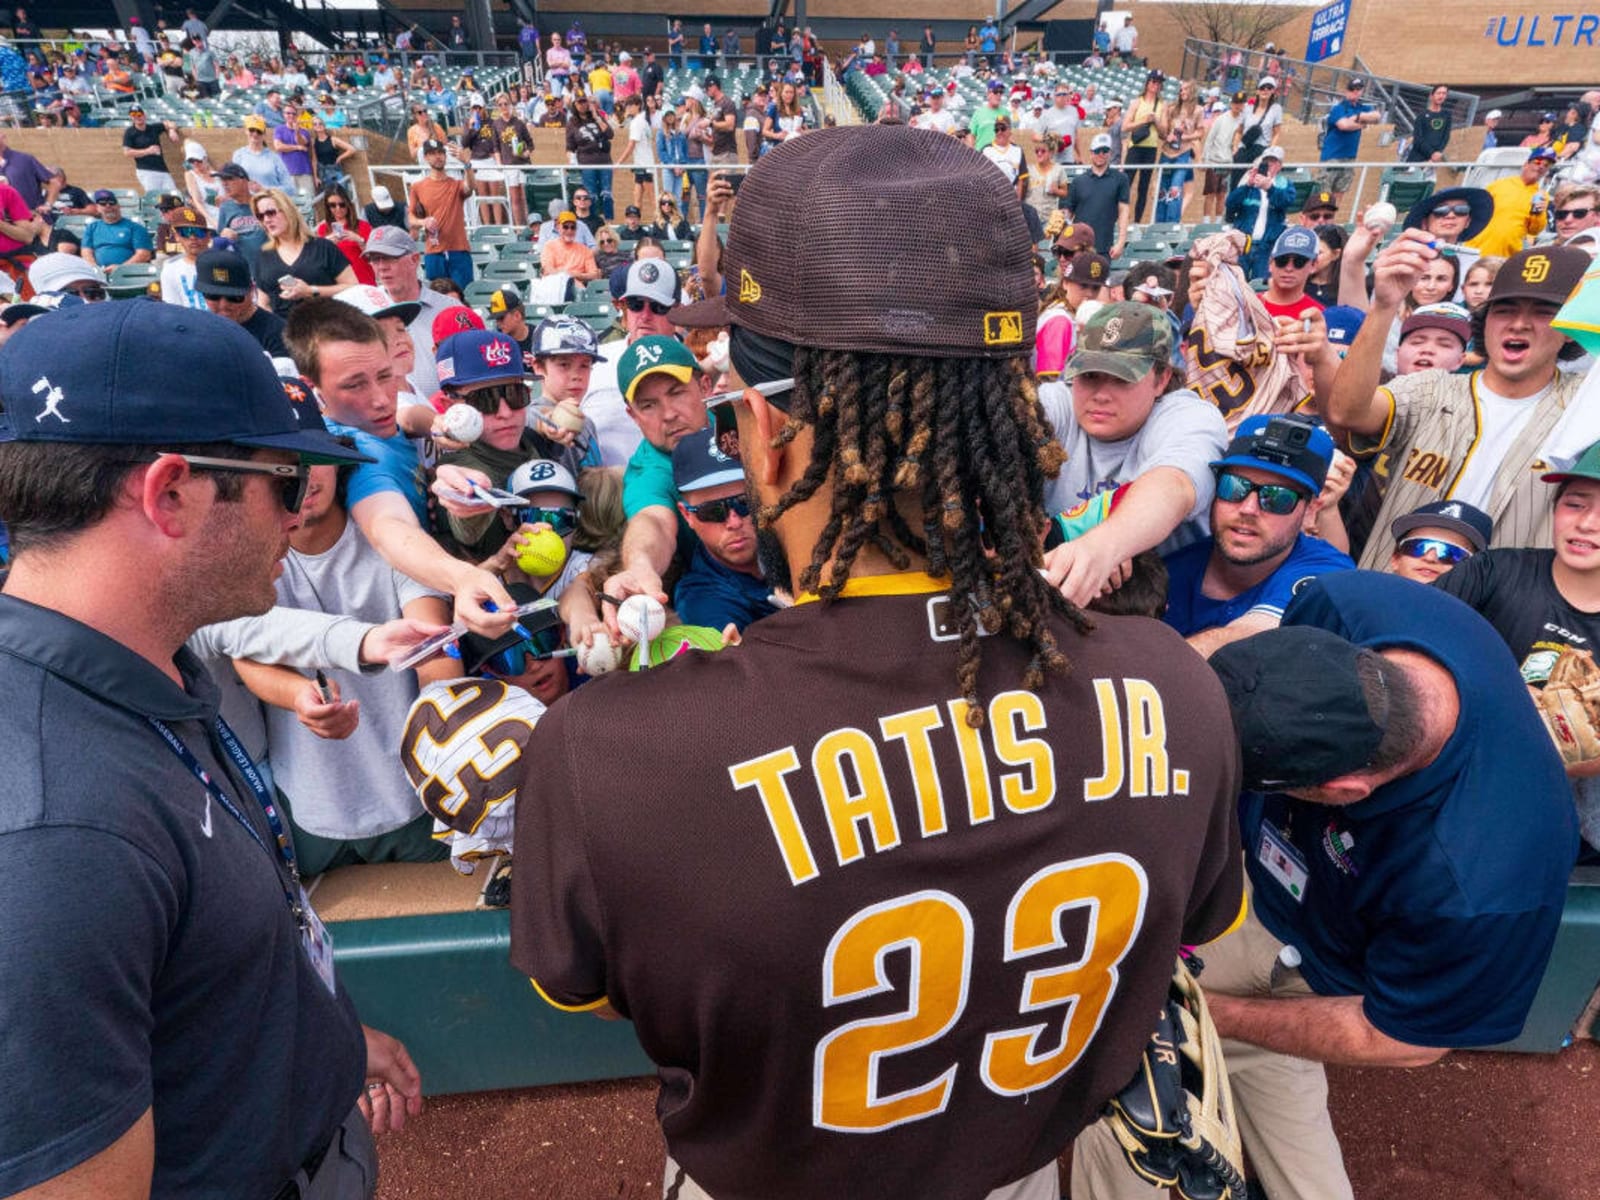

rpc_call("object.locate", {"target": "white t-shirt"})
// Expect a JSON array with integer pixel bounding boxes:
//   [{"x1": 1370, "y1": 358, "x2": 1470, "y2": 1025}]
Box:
[
  {"x1": 1036, "y1": 382, "x2": 1229, "y2": 554},
  {"x1": 1450, "y1": 378, "x2": 1551, "y2": 508},
  {"x1": 918, "y1": 108, "x2": 956, "y2": 134},
  {"x1": 160, "y1": 258, "x2": 205, "y2": 310},
  {"x1": 983, "y1": 142, "x2": 1023, "y2": 183},
  {"x1": 585, "y1": 340, "x2": 647, "y2": 467},
  {"x1": 629, "y1": 112, "x2": 656, "y2": 165}
]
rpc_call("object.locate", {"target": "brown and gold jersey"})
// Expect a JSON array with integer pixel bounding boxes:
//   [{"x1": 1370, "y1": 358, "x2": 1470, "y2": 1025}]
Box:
[{"x1": 510, "y1": 573, "x2": 1244, "y2": 1200}]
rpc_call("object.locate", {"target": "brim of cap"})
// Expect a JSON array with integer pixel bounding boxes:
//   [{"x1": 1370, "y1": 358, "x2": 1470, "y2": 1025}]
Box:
[
  {"x1": 669, "y1": 294, "x2": 732, "y2": 330},
  {"x1": 1541, "y1": 466, "x2": 1600, "y2": 487},
  {"x1": 234, "y1": 430, "x2": 375, "y2": 465},
  {"x1": 1210, "y1": 455, "x2": 1319, "y2": 496},
  {"x1": 1401, "y1": 188, "x2": 1493, "y2": 242},
  {"x1": 374, "y1": 300, "x2": 423, "y2": 324},
  {"x1": 623, "y1": 362, "x2": 695, "y2": 404},
  {"x1": 194, "y1": 284, "x2": 251, "y2": 299},
  {"x1": 1388, "y1": 511, "x2": 1488, "y2": 551},
  {"x1": 1061, "y1": 349, "x2": 1154, "y2": 383},
  {"x1": 362, "y1": 246, "x2": 413, "y2": 258},
  {"x1": 0, "y1": 303, "x2": 48, "y2": 324},
  {"x1": 677, "y1": 465, "x2": 745, "y2": 493}
]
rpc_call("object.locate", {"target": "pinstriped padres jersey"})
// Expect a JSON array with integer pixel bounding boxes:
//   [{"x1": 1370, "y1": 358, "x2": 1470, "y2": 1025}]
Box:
[{"x1": 1350, "y1": 368, "x2": 1588, "y2": 569}]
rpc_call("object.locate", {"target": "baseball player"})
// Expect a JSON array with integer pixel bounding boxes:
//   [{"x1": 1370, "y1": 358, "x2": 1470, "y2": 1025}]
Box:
[
  {"x1": 1323, "y1": 241, "x2": 1591, "y2": 567},
  {"x1": 506, "y1": 126, "x2": 1245, "y2": 1200},
  {"x1": 1076, "y1": 572, "x2": 1577, "y2": 1200}
]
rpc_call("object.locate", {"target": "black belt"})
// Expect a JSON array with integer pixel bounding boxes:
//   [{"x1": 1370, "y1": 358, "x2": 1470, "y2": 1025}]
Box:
[{"x1": 270, "y1": 1136, "x2": 333, "y2": 1200}]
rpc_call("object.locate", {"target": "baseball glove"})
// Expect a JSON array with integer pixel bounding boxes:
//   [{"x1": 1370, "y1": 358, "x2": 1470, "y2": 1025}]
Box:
[
  {"x1": 1538, "y1": 647, "x2": 1600, "y2": 766},
  {"x1": 1102, "y1": 954, "x2": 1246, "y2": 1200}
]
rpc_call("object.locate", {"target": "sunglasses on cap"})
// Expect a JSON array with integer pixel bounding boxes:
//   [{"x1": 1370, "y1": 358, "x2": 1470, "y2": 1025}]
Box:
[
  {"x1": 161, "y1": 454, "x2": 310, "y2": 513},
  {"x1": 1395, "y1": 536, "x2": 1471, "y2": 564},
  {"x1": 1272, "y1": 254, "x2": 1311, "y2": 269},
  {"x1": 1556, "y1": 206, "x2": 1595, "y2": 221},
  {"x1": 449, "y1": 382, "x2": 532, "y2": 413},
  {"x1": 625, "y1": 296, "x2": 673, "y2": 316},
  {"x1": 513, "y1": 504, "x2": 578, "y2": 535},
  {"x1": 1431, "y1": 203, "x2": 1472, "y2": 218},
  {"x1": 481, "y1": 626, "x2": 567, "y2": 676},
  {"x1": 1214, "y1": 470, "x2": 1306, "y2": 516},
  {"x1": 682, "y1": 494, "x2": 751, "y2": 523}
]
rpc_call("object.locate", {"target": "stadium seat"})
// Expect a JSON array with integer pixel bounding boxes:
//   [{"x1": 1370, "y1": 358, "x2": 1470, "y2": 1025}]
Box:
[
  {"x1": 462, "y1": 280, "x2": 502, "y2": 308},
  {"x1": 108, "y1": 262, "x2": 160, "y2": 299}
]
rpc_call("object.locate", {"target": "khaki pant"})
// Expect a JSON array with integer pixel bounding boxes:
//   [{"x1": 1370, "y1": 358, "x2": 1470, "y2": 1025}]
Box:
[
  {"x1": 664, "y1": 1157, "x2": 1059, "y2": 1200},
  {"x1": 1071, "y1": 898, "x2": 1354, "y2": 1200}
]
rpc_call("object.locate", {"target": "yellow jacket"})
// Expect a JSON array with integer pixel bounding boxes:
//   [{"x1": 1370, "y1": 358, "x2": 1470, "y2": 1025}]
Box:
[{"x1": 1466, "y1": 174, "x2": 1549, "y2": 258}]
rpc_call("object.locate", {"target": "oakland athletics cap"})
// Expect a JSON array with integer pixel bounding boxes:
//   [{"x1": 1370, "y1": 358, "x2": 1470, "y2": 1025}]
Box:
[
  {"x1": 617, "y1": 335, "x2": 698, "y2": 404},
  {"x1": 1542, "y1": 441, "x2": 1600, "y2": 487},
  {"x1": 671, "y1": 126, "x2": 1037, "y2": 357},
  {"x1": 1487, "y1": 245, "x2": 1589, "y2": 307},
  {"x1": 0, "y1": 303, "x2": 367, "y2": 462},
  {"x1": 1061, "y1": 302, "x2": 1173, "y2": 383}
]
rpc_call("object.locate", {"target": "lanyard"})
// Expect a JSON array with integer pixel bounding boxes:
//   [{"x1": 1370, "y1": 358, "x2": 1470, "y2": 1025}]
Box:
[{"x1": 148, "y1": 715, "x2": 307, "y2": 923}]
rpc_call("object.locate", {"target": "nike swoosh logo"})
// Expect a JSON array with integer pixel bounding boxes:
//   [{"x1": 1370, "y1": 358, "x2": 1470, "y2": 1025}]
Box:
[{"x1": 200, "y1": 793, "x2": 214, "y2": 839}]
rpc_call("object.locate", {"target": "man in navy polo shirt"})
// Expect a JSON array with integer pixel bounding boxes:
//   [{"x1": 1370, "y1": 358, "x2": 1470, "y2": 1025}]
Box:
[
  {"x1": 1165, "y1": 413, "x2": 1353, "y2": 655},
  {"x1": 1131, "y1": 575, "x2": 1569, "y2": 1200},
  {"x1": 0, "y1": 303, "x2": 425, "y2": 1197},
  {"x1": 671, "y1": 418, "x2": 780, "y2": 633}
]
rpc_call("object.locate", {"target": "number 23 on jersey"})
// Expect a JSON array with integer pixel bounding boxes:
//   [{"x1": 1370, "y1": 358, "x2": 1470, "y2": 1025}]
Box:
[{"x1": 813, "y1": 853, "x2": 1148, "y2": 1132}]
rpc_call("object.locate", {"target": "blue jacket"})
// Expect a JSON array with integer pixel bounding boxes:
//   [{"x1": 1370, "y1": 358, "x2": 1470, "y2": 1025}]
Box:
[{"x1": 1224, "y1": 176, "x2": 1295, "y2": 251}]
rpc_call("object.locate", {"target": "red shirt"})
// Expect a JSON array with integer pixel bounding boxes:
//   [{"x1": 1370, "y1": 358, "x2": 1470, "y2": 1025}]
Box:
[
  {"x1": 1260, "y1": 293, "x2": 1324, "y2": 323},
  {"x1": 0, "y1": 180, "x2": 32, "y2": 254},
  {"x1": 315, "y1": 219, "x2": 377, "y2": 285}
]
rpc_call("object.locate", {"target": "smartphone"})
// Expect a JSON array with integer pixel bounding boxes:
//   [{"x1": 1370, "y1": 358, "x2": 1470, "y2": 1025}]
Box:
[{"x1": 726, "y1": 173, "x2": 744, "y2": 195}]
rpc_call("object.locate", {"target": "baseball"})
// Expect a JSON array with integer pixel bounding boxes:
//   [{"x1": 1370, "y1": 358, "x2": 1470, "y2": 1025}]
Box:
[
  {"x1": 515, "y1": 528, "x2": 568, "y2": 576},
  {"x1": 442, "y1": 403, "x2": 483, "y2": 443},
  {"x1": 616, "y1": 595, "x2": 667, "y2": 644},
  {"x1": 1363, "y1": 201, "x2": 1397, "y2": 233},
  {"x1": 547, "y1": 399, "x2": 586, "y2": 432},
  {"x1": 577, "y1": 631, "x2": 620, "y2": 676}
]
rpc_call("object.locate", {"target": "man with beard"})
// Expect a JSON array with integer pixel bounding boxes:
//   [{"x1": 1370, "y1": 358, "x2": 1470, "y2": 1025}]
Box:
[
  {"x1": 670, "y1": 419, "x2": 779, "y2": 632},
  {"x1": 0, "y1": 302, "x2": 423, "y2": 1197},
  {"x1": 1163, "y1": 414, "x2": 1354, "y2": 655}
]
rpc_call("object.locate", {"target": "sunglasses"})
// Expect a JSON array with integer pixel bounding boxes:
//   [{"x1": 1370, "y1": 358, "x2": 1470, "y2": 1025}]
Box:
[
  {"x1": 1052, "y1": 245, "x2": 1080, "y2": 258},
  {"x1": 682, "y1": 494, "x2": 751, "y2": 523},
  {"x1": 175, "y1": 226, "x2": 209, "y2": 239},
  {"x1": 482, "y1": 626, "x2": 566, "y2": 676},
  {"x1": 1431, "y1": 203, "x2": 1472, "y2": 218},
  {"x1": 64, "y1": 283, "x2": 108, "y2": 300},
  {"x1": 1091, "y1": 147, "x2": 1110, "y2": 154},
  {"x1": 166, "y1": 454, "x2": 309, "y2": 512},
  {"x1": 451, "y1": 383, "x2": 531, "y2": 413},
  {"x1": 513, "y1": 505, "x2": 578, "y2": 535},
  {"x1": 1555, "y1": 207, "x2": 1595, "y2": 221},
  {"x1": 1306, "y1": 209, "x2": 1336, "y2": 220},
  {"x1": 625, "y1": 296, "x2": 673, "y2": 316},
  {"x1": 1272, "y1": 255, "x2": 1311, "y2": 269},
  {"x1": 1395, "y1": 536, "x2": 1471, "y2": 564},
  {"x1": 1214, "y1": 470, "x2": 1306, "y2": 515},
  {"x1": 255, "y1": 207, "x2": 281, "y2": 218}
]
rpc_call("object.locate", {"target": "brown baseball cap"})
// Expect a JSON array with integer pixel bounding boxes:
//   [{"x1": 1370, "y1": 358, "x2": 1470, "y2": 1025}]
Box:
[
  {"x1": 1063, "y1": 252, "x2": 1110, "y2": 285},
  {"x1": 671, "y1": 126, "x2": 1037, "y2": 357},
  {"x1": 1054, "y1": 221, "x2": 1096, "y2": 252},
  {"x1": 1487, "y1": 245, "x2": 1589, "y2": 307}
]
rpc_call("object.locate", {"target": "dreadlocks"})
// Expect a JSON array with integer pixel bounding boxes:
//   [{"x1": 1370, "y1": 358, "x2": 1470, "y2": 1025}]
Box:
[{"x1": 761, "y1": 347, "x2": 1092, "y2": 727}]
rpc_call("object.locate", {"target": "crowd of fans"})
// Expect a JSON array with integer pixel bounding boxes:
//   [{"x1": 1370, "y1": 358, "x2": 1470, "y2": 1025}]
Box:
[{"x1": 3, "y1": 12, "x2": 1600, "y2": 1197}]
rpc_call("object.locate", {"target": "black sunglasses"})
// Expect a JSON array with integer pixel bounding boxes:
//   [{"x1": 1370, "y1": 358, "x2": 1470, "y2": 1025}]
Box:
[
  {"x1": 1052, "y1": 245, "x2": 1079, "y2": 258},
  {"x1": 1555, "y1": 207, "x2": 1595, "y2": 221},
  {"x1": 166, "y1": 454, "x2": 310, "y2": 513},
  {"x1": 1214, "y1": 471, "x2": 1305, "y2": 516},
  {"x1": 682, "y1": 494, "x2": 751, "y2": 523},
  {"x1": 1431, "y1": 203, "x2": 1472, "y2": 218},
  {"x1": 1396, "y1": 536, "x2": 1471, "y2": 564},
  {"x1": 625, "y1": 296, "x2": 673, "y2": 316},
  {"x1": 64, "y1": 283, "x2": 108, "y2": 300},
  {"x1": 1272, "y1": 254, "x2": 1311, "y2": 269},
  {"x1": 451, "y1": 383, "x2": 531, "y2": 414}
]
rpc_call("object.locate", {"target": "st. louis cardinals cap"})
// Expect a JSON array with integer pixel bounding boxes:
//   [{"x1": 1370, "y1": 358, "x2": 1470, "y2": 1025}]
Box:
[
  {"x1": 1210, "y1": 626, "x2": 1388, "y2": 791},
  {"x1": 0, "y1": 301, "x2": 368, "y2": 463},
  {"x1": 671, "y1": 125, "x2": 1038, "y2": 357},
  {"x1": 436, "y1": 329, "x2": 528, "y2": 387}
]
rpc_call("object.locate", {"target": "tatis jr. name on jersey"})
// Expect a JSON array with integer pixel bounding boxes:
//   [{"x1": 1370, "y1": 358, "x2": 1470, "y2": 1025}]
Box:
[{"x1": 729, "y1": 683, "x2": 1191, "y2": 886}]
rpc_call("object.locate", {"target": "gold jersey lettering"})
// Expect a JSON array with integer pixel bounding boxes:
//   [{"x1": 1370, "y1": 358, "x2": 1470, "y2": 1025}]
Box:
[
  {"x1": 947, "y1": 699, "x2": 994, "y2": 824},
  {"x1": 989, "y1": 691, "x2": 1056, "y2": 813},
  {"x1": 879, "y1": 705, "x2": 949, "y2": 837},
  {"x1": 730, "y1": 747, "x2": 818, "y2": 885},
  {"x1": 1084, "y1": 679, "x2": 1125, "y2": 802},
  {"x1": 813, "y1": 728, "x2": 903, "y2": 867},
  {"x1": 1123, "y1": 680, "x2": 1171, "y2": 798}
]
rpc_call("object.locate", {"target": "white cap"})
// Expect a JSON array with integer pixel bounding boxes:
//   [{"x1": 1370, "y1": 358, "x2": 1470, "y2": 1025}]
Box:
[
  {"x1": 623, "y1": 258, "x2": 679, "y2": 306},
  {"x1": 1261, "y1": 144, "x2": 1285, "y2": 160},
  {"x1": 507, "y1": 457, "x2": 582, "y2": 500},
  {"x1": 618, "y1": 51, "x2": 631, "y2": 62},
  {"x1": 27, "y1": 252, "x2": 105, "y2": 295},
  {"x1": 1091, "y1": 133, "x2": 1113, "y2": 152},
  {"x1": 333, "y1": 283, "x2": 423, "y2": 324},
  {"x1": 1486, "y1": 109, "x2": 1503, "y2": 120},
  {"x1": 183, "y1": 139, "x2": 207, "y2": 162},
  {"x1": 370, "y1": 184, "x2": 395, "y2": 210}
]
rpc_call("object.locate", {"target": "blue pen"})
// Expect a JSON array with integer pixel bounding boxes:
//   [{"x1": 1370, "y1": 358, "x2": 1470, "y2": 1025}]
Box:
[{"x1": 483, "y1": 599, "x2": 535, "y2": 642}]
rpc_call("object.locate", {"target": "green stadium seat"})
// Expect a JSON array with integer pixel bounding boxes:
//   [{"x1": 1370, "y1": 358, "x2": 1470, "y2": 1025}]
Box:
[
  {"x1": 463, "y1": 280, "x2": 502, "y2": 308},
  {"x1": 108, "y1": 262, "x2": 160, "y2": 299}
]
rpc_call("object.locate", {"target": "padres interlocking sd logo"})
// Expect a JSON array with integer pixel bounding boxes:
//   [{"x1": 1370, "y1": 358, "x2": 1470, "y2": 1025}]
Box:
[{"x1": 1522, "y1": 254, "x2": 1551, "y2": 285}]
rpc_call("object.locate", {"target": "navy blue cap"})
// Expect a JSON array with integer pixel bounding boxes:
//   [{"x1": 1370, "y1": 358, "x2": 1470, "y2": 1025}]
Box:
[
  {"x1": 1270, "y1": 226, "x2": 1319, "y2": 260},
  {"x1": 672, "y1": 422, "x2": 744, "y2": 493},
  {"x1": 1389, "y1": 499, "x2": 1491, "y2": 552},
  {"x1": 1211, "y1": 413, "x2": 1335, "y2": 494},
  {"x1": 0, "y1": 302, "x2": 368, "y2": 463},
  {"x1": 436, "y1": 329, "x2": 527, "y2": 387},
  {"x1": 1323, "y1": 305, "x2": 1365, "y2": 347}
]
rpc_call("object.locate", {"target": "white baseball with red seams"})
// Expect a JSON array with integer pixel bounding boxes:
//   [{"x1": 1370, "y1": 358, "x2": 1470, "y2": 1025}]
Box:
[
  {"x1": 442, "y1": 403, "x2": 483, "y2": 443},
  {"x1": 576, "y1": 631, "x2": 621, "y2": 675},
  {"x1": 616, "y1": 595, "x2": 666, "y2": 644}
]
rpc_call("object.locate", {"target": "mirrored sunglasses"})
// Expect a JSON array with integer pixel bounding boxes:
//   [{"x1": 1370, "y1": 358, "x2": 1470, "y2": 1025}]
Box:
[
  {"x1": 682, "y1": 494, "x2": 751, "y2": 523},
  {"x1": 512, "y1": 505, "x2": 578, "y2": 535},
  {"x1": 1396, "y1": 536, "x2": 1471, "y2": 564},
  {"x1": 1214, "y1": 470, "x2": 1305, "y2": 516}
]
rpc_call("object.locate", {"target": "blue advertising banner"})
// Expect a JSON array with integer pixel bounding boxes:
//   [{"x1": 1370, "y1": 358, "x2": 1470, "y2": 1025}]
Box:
[{"x1": 1306, "y1": 0, "x2": 1352, "y2": 63}]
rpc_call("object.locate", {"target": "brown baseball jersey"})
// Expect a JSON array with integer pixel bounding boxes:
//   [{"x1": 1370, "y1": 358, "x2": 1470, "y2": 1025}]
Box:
[
  {"x1": 1350, "y1": 368, "x2": 1586, "y2": 569},
  {"x1": 509, "y1": 572, "x2": 1244, "y2": 1200}
]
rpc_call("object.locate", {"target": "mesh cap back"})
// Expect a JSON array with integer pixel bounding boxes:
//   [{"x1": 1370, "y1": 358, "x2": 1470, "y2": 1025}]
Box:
[{"x1": 674, "y1": 126, "x2": 1037, "y2": 357}]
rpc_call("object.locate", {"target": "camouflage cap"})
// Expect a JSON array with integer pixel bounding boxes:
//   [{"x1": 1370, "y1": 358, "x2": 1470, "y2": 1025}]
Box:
[{"x1": 1061, "y1": 302, "x2": 1173, "y2": 383}]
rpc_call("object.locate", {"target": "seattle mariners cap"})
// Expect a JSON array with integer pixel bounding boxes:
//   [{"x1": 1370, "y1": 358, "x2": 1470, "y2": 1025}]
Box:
[
  {"x1": 1271, "y1": 226, "x2": 1319, "y2": 261},
  {"x1": 1210, "y1": 626, "x2": 1389, "y2": 791},
  {"x1": 672, "y1": 422, "x2": 743, "y2": 493},
  {"x1": 1390, "y1": 499, "x2": 1492, "y2": 551},
  {"x1": 617, "y1": 335, "x2": 698, "y2": 404},
  {"x1": 1211, "y1": 413, "x2": 1335, "y2": 495},
  {"x1": 507, "y1": 457, "x2": 582, "y2": 500},
  {"x1": 531, "y1": 315, "x2": 602, "y2": 361},
  {"x1": 0, "y1": 303, "x2": 369, "y2": 463},
  {"x1": 436, "y1": 329, "x2": 528, "y2": 387},
  {"x1": 1061, "y1": 302, "x2": 1173, "y2": 383},
  {"x1": 623, "y1": 258, "x2": 680, "y2": 306},
  {"x1": 194, "y1": 248, "x2": 253, "y2": 298}
]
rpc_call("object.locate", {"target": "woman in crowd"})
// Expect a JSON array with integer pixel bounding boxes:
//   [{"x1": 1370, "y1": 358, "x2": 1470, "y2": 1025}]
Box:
[
  {"x1": 763, "y1": 81, "x2": 807, "y2": 150},
  {"x1": 963, "y1": 26, "x2": 980, "y2": 67},
  {"x1": 1156, "y1": 78, "x2": 1203, "y2": 223},
  {"x1": 183, "y1": 140, "x2": 222, "y2": 227},
  {"x1": 406, "y1": 102, "x2": 446, "y2": 163},
  {"x1": 1023, "y1": 134, "x2": 1068, "y2": 227},
  {"x1": 252, "y1": 187, "x2": 357, "y2": 316},
  {"x1": 1523, "y1": 112, "x2": 1558, "y2": 150},
  {"x1": 682, "y1": 96, "x2": 712, "y2": 220},
  {"x1": 1380, "y1": 249, "x2": 1463, "y2": 372},
  {"x1": 1124, "y1": 70, "x2": 1170, "y2": 224},
  {"x1": 314, "y1": 185, "x2": 375, "y2": 286},
  {"x1": 224, "y1": 57, "x2": 256, "y2": 89},
  {"x1": 656, "y1": 106, "x2": 689, "y2": 207},
  {"x1": 1305, "y1": 224, "x2": 1347, "y2": 307},
  {"x1": 593, "y1": 226, "x2": 630, "y2": 276},
  {"x1": 310, "y1": 116, "x2": 358, "y2": 202}
]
